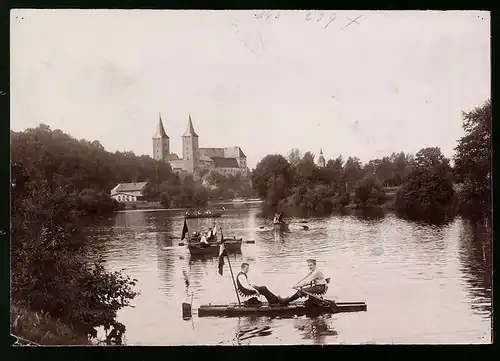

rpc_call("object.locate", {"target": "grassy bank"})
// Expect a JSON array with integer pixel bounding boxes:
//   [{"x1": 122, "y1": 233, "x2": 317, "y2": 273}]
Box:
[{"x1": 11, "y1": 303, "x2": 91, "y2": 346}]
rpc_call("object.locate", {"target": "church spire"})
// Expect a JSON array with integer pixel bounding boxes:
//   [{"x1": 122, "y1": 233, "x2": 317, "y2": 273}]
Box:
[
  {"x1": 183, "y1": 113, "x2": 198, "y2": 137},
  {"x1": 153, "y1": 112, "x2": 169, "y2": 139},
  {"x1": 318, "y1": 148, "x2": 326, "y2": 167}
]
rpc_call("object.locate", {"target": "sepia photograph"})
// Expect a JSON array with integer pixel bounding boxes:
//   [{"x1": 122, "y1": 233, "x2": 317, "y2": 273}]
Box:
[{"x1": 10, "y1": 9, "x2": 491, "y2": 346}]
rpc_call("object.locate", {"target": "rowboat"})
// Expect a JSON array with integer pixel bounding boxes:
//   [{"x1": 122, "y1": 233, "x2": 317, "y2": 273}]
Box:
[
  {"x1": 197, "y1": 300, "x2": 367, "y2": 318},
  {"x1": 188, "y1": 237, "x2": 243, "y2": 256}
]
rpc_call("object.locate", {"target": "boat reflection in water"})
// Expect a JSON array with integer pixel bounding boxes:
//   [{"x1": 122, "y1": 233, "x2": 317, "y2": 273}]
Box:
[
  {"x1": 294, "y1": 315, "x2": 338, "y2": 344},
  {"x1": 233, "y1": 316, "x2": 274, "y2": 345}
]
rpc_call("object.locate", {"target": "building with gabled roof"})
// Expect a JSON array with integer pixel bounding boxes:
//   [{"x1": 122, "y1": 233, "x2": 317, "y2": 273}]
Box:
[
  {"x1": 152, "y1": 113, "x2": 249, "y2": 178},
  {"x1": 110, "y1": 182, "x2": 148, "y2": 202}
]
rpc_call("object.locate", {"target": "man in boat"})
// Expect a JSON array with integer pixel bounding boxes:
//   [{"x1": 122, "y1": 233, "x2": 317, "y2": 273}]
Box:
[
  {"x1": 280, "y1": 259, "x2": 327, "y2": 305},
  {"x1": 273, "y1": 212, "x2": 284, "y2": 223},
  {"x1": 199, "y1": 233, "x2": 210, "y2": 247},
  {"x1": 206, "y1": 227, "x2": 216, "y2": 242},
  {"x1": 237, "y1": 263, "x2": 283, "y2": 305}
]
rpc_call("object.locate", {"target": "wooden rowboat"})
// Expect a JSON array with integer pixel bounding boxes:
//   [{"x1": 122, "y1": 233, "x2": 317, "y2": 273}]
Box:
[
  {"x1": 188, "y1": 237, "x2": 242, "y2": 255},
  {"x1": 197, "y1": 301, "x2": 367, "y2": 318}
]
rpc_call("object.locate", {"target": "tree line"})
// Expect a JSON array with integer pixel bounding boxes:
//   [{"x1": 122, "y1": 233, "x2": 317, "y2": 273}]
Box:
[
  {"x1": 10, "y1": 124, "x2": 198, "y2": 344},
  {"x1": 10, "y1": 123, "x2": 255, "y2": 343},
  {"x1": 251, "y1": 100, "x2": 491, "y2": 222}
]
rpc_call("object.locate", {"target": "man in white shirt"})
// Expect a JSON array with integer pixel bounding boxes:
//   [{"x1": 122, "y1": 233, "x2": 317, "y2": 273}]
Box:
[
  {"x1": 281, "y1": 259, "x2": 327, "y2": 305},
  {"x1": 236, "y1": 263, "x2": 282, "y2": 305}
]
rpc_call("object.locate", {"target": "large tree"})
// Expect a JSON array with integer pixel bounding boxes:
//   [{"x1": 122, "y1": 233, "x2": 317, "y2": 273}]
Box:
[
  {"x1": 396, "y1": 147, "x2": 455, "y2": 221},
  {"x1": 251, "y1": 154, "x2": 292, "y2": 198},
  {"x1": 453, "y1": 100, "x2": 491, "y2": 218}
]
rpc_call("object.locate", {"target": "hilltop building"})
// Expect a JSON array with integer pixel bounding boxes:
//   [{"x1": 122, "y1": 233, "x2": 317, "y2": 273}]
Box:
[
  {"x1": 153, "y1": 113, "x2": 249, "y2": 178},
  {"x1": 317, "y1": 149, "x2": 326, "y2": 168}
]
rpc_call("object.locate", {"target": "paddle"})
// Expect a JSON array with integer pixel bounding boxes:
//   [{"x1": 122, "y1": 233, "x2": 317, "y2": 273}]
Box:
[{"x1": 292, "y1": 285, "x2": 338, "y2": 309}]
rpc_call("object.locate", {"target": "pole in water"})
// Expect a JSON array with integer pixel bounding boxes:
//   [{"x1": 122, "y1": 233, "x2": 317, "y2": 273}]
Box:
[
  {"x1": 224, "y1": 241, "x2": 241, "y2": 306},
  {"x1": 182, "y1": 302, "x2": 192, "y2": 319}
]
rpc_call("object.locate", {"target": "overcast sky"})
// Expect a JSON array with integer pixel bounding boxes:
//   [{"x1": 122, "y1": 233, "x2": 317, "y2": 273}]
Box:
[{"x1": 11, "y1": 10, "x2": 490, "y2": 169}]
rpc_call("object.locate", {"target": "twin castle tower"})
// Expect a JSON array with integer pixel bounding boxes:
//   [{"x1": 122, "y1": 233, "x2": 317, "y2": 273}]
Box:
[{"x1": 153, "y1": 113, "x2": 249, "y2": 177}]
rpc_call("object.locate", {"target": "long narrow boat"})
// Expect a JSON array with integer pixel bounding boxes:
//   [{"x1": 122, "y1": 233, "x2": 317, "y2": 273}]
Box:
[{"x1": 197, "y1": 300, "x2": 367, "y2": 318}]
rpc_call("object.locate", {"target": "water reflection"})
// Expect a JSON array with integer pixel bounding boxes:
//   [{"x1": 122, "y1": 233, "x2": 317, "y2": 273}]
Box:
[
  {"x1": 458, "y1": 218, "x2": 492, "y2": 316},
  {"x1": 352, "y1": 207, "x2": 386, "y2": 221},
  {"x1": 294, "y1": 316, "x2": 338, "y2": 344},
  {"x1": 273, "y1": 229, "x2": 286, "y2": 242},
  {"x1": 155, "y1": 243, "x2": 176, "y2": 296},
  {"x1": 234, "y1": 317, "x2": 274, "y2": 345},
  {"x1": 85, "y1": 205, "x2": 492, "y2": 345}
]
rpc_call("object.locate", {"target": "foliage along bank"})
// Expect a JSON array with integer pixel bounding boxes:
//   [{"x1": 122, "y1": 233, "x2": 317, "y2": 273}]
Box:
[
  {"x1": 10, "y1": 124, "x2": 255, "y2": 344},
  {"x1": 251, "y1": 100, "x2": 491, "y2": 223},
  {"x1": 11, "y1": 125, "x2": 151, "y2": 344}
]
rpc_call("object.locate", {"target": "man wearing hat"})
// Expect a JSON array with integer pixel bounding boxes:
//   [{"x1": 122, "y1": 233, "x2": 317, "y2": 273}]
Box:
[{"x1": 280, "y1": 259, "x2": 327, "y2": 305}]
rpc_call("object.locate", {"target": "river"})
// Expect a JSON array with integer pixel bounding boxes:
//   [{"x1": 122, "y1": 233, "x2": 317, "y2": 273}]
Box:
[{"x1": 84, "y1": 203, "x2": 492, "y2": 345}]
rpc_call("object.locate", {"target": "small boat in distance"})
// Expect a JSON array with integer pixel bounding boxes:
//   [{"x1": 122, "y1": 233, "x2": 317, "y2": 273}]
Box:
[
  {"x1": 232, "y1": 197, "x2": 246, "y2": 203},
  {"x1": 185, "y1": 210, "x2": 223, "y2": 219},
  {"x1": 182, "y1": 211, "x2": 241, "y2": 256},
  {"x1": 272, "y1": 212, "x2": 288, "y2": 229},
  {"x1": 188, "y1": 236, "x2": 242, "y2": 256}
]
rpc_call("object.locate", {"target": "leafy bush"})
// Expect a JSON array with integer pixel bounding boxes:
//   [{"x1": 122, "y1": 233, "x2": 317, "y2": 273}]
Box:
[{"x1": 11, "y1": 302, "x2": 91, "y2": 345}]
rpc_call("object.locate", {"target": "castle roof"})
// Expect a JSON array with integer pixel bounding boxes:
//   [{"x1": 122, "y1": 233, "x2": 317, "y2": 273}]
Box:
[
  {"x1": 239, "y1": 147, "x2": 246, "y2": 158},
  {"x1": 183, "y1": 113, "x2": 198, "y2": 137},
  {"x1": 153, "y1": 113, "x2": 169, "y2": 139},
  {"x1": 212, "y1": 157, "x2": 240, "y2": 168},
  {"x1": 199, "y1": 148, "x2": 225, "y2": 158},
  {"x1": 199, "y1": 155, "x2": 214, "y2": 162},
  {"x1": 165, "y1": 153, "x2": 180, "y2": 161}
]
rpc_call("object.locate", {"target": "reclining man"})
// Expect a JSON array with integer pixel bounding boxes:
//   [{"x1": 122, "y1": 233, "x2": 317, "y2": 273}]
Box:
[
  {"x1": 236, "y1": 263, "x2": 284, "y2": 306},
  {"x1": 280, "y1": 259, "x2": 327, "y2": 305}
]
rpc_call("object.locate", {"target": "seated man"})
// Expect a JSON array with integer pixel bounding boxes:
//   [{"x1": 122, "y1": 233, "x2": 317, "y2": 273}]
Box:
[
  {"x1": 199, "y1": 234, "x2": 210, "y2": 247},
  {"x1": 236, "y1": 263, "x2": 283, "y2": 306},
  {"x1": 206, "y1": 227, "x2": 216, "y2": 242},
  {"x1": 281, "y1": 259, "x2": 327, "y2": 305}
]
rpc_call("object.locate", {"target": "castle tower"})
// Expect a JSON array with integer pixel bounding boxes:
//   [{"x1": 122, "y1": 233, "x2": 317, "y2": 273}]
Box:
[
  {"x1": 153, "y1": 113, "x2": 170, "y2": 160},
  {"x1": 182, "y1": 113, "x2": 199, "y2": 174},
  {"x1": 318, "y1": 148, "x2": 326, "y2": 168}
]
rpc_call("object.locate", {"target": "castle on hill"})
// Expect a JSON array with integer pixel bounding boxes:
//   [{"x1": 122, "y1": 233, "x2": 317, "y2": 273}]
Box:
[{"x1": 152, "y1": 113, "x2": 249, "y2": 178}]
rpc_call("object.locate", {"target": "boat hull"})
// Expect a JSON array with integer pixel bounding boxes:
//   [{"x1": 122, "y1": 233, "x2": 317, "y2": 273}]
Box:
[
  {"x1": 198, "y1": 301, "x2": 367, "y2": 318},
  {"x1": 188, "y1": 239, "x2": 242, "y2": 255}
]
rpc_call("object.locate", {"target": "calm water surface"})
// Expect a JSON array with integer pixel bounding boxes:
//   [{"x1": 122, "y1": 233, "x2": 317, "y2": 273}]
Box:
[{"x1": 85, "y1": 204, "x2": 492, "y2": 345}]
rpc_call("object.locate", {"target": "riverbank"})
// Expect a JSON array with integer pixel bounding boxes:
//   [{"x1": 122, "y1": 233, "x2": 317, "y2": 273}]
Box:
[
  {"x1": 11, "y1": 303, "x2": 91, "y2": 346},
  {"x1": 119, "y1": 198, "x2": 264, "y2": 211}
]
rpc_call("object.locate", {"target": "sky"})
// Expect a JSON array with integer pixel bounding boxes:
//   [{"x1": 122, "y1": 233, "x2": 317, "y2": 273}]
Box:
[{"x1": 10, "y1": 10, "x2": 490, "y2": 169}]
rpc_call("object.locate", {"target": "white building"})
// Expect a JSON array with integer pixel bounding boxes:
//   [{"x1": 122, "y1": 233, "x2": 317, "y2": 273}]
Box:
[{"x1": 110, "y1": 182, "x2": 148, "y2": 202}]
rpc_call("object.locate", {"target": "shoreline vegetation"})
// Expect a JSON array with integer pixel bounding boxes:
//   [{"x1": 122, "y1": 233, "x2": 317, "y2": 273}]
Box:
[
  {"x1": 252, "y1": 100, "x2": 491, "y2": 224},
  {"x1": 10, "y1": 100, "x2": 490, "y2": 345}
]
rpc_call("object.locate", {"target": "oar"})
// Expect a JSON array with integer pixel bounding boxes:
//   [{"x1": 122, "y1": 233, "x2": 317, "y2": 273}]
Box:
[{"x1": 293, "y1": 286, "x2": 338, "y2": 310}]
